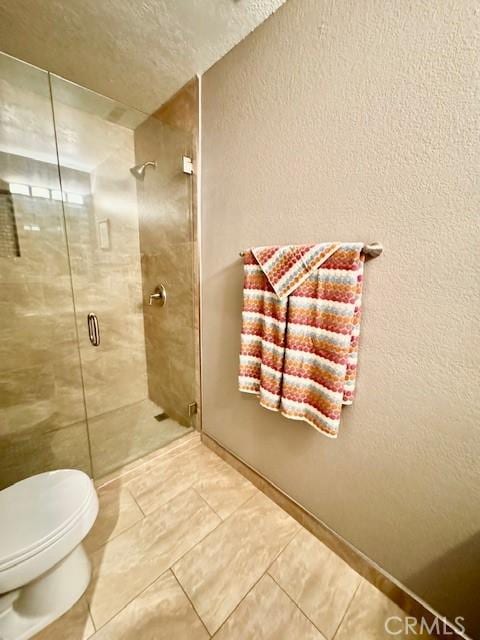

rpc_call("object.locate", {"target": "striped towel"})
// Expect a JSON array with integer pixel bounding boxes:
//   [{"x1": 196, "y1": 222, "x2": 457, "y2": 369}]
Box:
[{"x1": 239, "y1": 243, "x2": 365, "y2": 438}]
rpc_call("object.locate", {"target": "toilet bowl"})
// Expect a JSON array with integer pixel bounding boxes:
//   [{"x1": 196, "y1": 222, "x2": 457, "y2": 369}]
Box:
[{"x1": 0, "y1": 470, "x2": 99, "y2": 640}]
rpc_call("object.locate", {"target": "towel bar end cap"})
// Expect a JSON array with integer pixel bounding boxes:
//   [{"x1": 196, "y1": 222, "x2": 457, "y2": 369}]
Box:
[{"x1": 363, "y1": 242, "x2": 383, "y2": 257}]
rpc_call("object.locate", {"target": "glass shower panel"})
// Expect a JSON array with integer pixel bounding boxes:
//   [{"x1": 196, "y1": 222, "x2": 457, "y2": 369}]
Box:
[
  {"x1": 134, "y1": 115, "x2": 197, "y2": 430},
  {"x1": 0, "y1": 54, "x2": 91, "y2": 488},
  {"x1": 50, "y1": 76, "x2": 195, "y2": 478}
]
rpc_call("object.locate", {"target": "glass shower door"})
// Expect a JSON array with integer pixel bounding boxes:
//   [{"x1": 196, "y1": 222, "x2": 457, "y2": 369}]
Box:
[
  {"x1": 50, "y1": 76, "x2": 196, "y2": 478},
  {"x1": 0, "y1": 54, "x2": 91, "y2": 488}
]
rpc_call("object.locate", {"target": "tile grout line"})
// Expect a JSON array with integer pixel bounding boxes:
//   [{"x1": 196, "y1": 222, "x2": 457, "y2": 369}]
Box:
[
  {"x1": 171, "y1": 569, "x2": 212, "y2": 638},
  {"x1": 89, "y1": 446, "x2": 302, "y2": 636},
  {"x1": 111, "y1": 440, "x2": 250, "y2": 528},
  {"x1": 209, "y1": 519, "x2": 301, "y2": 638},
  {"x1": 86, "y1": 598, "x2": 97, "y2": 636},
  {"x1": 96, "y1": 434, "x2": 201, "y2": 489},
  {"x1": 98, "y1": 438, "x2": 203, "y2": 490},
  {"x1": 93, "y1": 441, "x2": 234, "y2": 556},
  {"x1": 96, "y1": 433, "x2": 199, "y2": 486},
  {"x1": 90, "y1": 511, "x2": 219, "y2": 637},
  {"x1": 169, "y1": 485, "x2": 278, "y2": 605},
  {"x1": 215, "y1": 489, "x2": 258, "y2": 522},
  {"x1": 192, "y1": 475, "x2": 259, "y2": 522},
  {"x1": 267, "y1": 572, "x2": 328, "y2": 639},
  {"x1": 87, "y1": 513, "x2": 145, "y2": 555},
  {"x1": 266, "y1": 529, "x2": 364, "y2": 639},
  {"x1": 264, "y1": 526, "x2": 302, "y2": 575},
  {"x1": 87, "y1": 488, "x2": 221, "y2": 631},
  {"x1": 210, "y1": 568, "x2": 270, "y2": 639},
  {"x1": 163, "y1": 490, "x2": 228, "y2": 576},
  {"x1": 331, "y1": 580, "x2": 362, "y2": 640},
  {"x1": 123, "y1": 451, "x2": 228, "y2": 524},
  {"x1": 89, "y1": 569, "x2": 174, "y2": 634},
  {"x1": 190, "y1": 485, "x2": 223, "y2": 521},
  {"x1": 127, "y1": 485, "x2": 146, "y2": 517},
  {"x1": 163, "y1": 490, "x2": 279, "y2": 635}
]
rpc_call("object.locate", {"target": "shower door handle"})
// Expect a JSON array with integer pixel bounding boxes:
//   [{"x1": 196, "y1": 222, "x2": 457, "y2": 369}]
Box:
[{"x1": 87, "y1": 313, "x2": 100, "y2": 347}]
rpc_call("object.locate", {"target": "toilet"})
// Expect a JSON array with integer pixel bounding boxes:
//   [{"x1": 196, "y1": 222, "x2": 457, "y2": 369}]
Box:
[{"x1": 0, "y1": 470, "x2": 99, "y2": 640}]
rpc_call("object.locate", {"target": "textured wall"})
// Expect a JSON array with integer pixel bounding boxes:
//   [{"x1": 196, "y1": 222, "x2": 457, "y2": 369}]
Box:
[
  {"x1": 201, "y1": 0, "x2": 480, "y2": 634},
  {"x1": 0, "y1": 0, "x2": 286, "y2": 113}
]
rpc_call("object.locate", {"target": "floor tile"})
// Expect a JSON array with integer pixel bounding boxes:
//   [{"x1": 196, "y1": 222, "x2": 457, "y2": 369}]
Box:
[
  {"x1": 91, "y1": 571, "x2": 208, "y2": 640},
  {"x1": 94, "y1": 431, "x2": 200, "y2": 488},
  {"x1": 87, "y1": 488, "x2": 220, "y2": 629},
  {"x1": 269, "y1": 528, "x2": 361, "y2": 639},
  {"x1": 33, "y1": 597, "x2": 94, "y2": 640},
  {"x1": 84, "y1": 481, "x2": 144, "y2": 554},
  {"x1": 334, "y1": 580, "x2": 431, "y2": 639},
  {"x1": 173, "y1": 491, "x2": 299, "y2": 634},
  {"x1": 193, "y1": 456, "x2": 258, "y2": 519},
  {"x1": 89, "y1": 398, "x2": 192, "y2": 478},
  {"x1": 214, "y1": 574, "x2": 325, "y2": 640},
  {"x1": 127, "y1": 442, "x2": 228, "y2": 515}
]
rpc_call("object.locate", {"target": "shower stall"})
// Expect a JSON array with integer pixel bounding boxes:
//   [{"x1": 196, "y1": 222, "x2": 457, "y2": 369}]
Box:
[{"x1": 0, "y1": 53, "x2": 198, "y2": 487}]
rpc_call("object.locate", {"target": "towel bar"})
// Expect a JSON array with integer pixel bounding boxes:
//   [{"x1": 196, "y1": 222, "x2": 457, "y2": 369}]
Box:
[{"x1": 238, "y1": 242, "x2": 383, "y2": 258}]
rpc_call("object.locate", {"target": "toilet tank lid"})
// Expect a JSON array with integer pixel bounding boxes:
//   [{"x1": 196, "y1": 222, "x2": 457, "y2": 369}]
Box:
[{"x1": 0, "y1": 469, "x2": 94, "y2": 567}]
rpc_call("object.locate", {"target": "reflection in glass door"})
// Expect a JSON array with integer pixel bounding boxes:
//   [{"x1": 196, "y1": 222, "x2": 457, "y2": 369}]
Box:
[
  {"x1": 0, "y1": 52, "x2": 197, "y2": 485},
  {"x1": 50, "y1": 76, "x2": 196, "y2": 477},
  {"x1": 0, "y1": 53, "x2": 91, "y2": 488}
]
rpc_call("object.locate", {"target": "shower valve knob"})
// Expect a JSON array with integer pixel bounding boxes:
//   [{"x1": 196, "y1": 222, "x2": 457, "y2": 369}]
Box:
[{"x1": 149, "y1": 285, "x2": 167, "y2": 306}]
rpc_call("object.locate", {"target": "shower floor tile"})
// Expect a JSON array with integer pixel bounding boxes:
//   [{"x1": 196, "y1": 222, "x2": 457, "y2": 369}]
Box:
[
  {"x1": 33, "y1": 435, "x2": 432, "y2": 640},
  {"x1": 88, "y1": 397, "x2": 192, "y2": 477}
]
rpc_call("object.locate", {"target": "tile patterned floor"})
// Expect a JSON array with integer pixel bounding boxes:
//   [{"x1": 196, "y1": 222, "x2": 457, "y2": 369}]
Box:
[{"x1": 34, "y1": 432, "x2": 430, "y2": 639}]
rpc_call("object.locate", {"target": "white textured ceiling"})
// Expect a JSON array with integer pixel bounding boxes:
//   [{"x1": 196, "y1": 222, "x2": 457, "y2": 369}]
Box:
[{"x1": 0, "y1": 0, "x2": 286, "y2": 114}]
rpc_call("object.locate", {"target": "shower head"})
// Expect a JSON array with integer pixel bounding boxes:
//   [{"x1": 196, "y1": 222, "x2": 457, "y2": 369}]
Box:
[{"x1": 130, "y1": 160, "x2": 156, "y2": 180}]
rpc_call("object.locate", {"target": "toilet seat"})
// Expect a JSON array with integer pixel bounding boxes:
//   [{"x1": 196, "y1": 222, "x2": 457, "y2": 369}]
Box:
[{"x1": 0, "y1": 470, "x2": 98, "y2": 593}]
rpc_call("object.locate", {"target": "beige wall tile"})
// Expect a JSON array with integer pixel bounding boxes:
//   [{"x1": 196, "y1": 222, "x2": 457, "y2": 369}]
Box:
[
  {"x1": 1, "y1": 421, "x2": 91, "y2": 490},
  {"x1": 269, "y1": 528, "x2": 361, "y2": 639},
  {"x1": 134, "y1": 100, "x2": 198, "y2": 427},
  {"x1": 153, "y1": 78, "x2": 198, "y2": 135},
  {"x1": 173, "y1": 491, "x2": 299, "y2": 634},
  {"x1": 87, "y1": 487, "x2": 220, "y2": 628},
  {"x1": 0, "y1": 79, "x2": 149, "y2": 483},
  {"x1": 79, "y1": 347, "x2": 148, "y2": 420},
  {"x1": 91, "y1": 571, "x2": 207, "y2": 640},
  {"x1": 214, "y1": 575, "x2": 325, "y2": 640}
]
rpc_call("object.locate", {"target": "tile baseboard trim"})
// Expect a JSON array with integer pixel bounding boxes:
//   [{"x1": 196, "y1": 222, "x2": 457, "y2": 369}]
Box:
[{"x1": 201, "y1": 432, "x2": 470, "y2": 640}]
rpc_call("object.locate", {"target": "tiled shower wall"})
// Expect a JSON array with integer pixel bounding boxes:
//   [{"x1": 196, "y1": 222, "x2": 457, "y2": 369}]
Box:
[
  {"x1": 134, "y1": 79, "x2": 199, "y2": 427},
  {"x1": 0, "y1": 141, "x2": 150, "y2": 486},
  {"x1": 0, "y1": 65, "x2": 149, "y2": 485},
  {"x1": 0, "y1": 153, "x2": 91, "y2": 488},
  {"x1": 1, "y1": 57, "x2": 199, "y2": 486}
]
